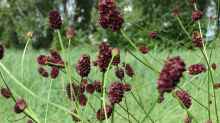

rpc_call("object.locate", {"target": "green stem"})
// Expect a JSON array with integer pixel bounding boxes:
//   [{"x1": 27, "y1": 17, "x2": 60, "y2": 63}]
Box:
[
  {"x1": 176, "y1": 16, "x2": 191, "y2": 40},
  {"x1": 44, "y1": 79, "x2": 53, "y2": 123},
  {"x1": 140, "y1": 99, "x2": 157, "y2": 123},
  {"x1": 21, "y1": 38, "x2": 31, "y2": 80}
]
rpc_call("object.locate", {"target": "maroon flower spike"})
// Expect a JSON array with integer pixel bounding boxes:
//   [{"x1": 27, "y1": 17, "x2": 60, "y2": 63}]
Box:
[
  {"x1": 98, "y1": 0, "x2": 124, "y2": 32},
  {"x1": 0, "y1": 44, "x2": 4, "y2": 60},
  {"x1": 48, "y1": 50, "x2": 64, "y2": 68},
  {"x1": 93, "y1": 80, "x2": 103, "y2": 93},
  {"x1": 148, "y1": 32, "x2": 158, "y2": 39},
  {"x1": 115, "y1": 68, "x2": 124, "y2": 80},
  {"x1": 78, "y1": 94, "x2": 87, "y2": 106},
  {"x1": 76, "y1": 54, "x2": 91, "y2": 77},
  {"x1": 14, "y1": 99, "x2": 27, "y2": 113},
  {"x1": 96, "y1": 105, "x2": 113, "y2": 121},
  {"x1": 50, "y1": 67, "x2": 59, "y2": 79},
  {"x1": 37, "y1": 55, "x2": 48, "y2": 65},
  {"x1": 86, "y1": 84, "x2": 95, "y2": 94},
  {"x1": 157, "y1": 56, "x2": 186, "y2": 102},
  {"x1": 112, "y1": 48, "x2": 120, "y2": 66},
  {"x1": 123, "y1": 83, "x2": 131, "y2": 92},
  {"x1": 211, "y1": 63, "x2": 217, "y2": 70},
  {"x1": 192, "y1": 31, "x2": 203, "y2": 48},
  {"x1": 192, "y1": 10, "x2": 203, "y2": 21},
  {"x1": 38, "y1": 67, "x2": 49, "y2": 78},
  {"x1": 96, "y1": 42, "x2": 112, "y2": 72},
  {"x1": 108, "y1": 82, "x2": 125, "y2": 104},
  {"x1": 1, "y1": 88, "x2": 12, "y2": 99},
  {"x1": 188, "y1": 64, "x2": 206, "y2": 75},
  {"x1": 49, "y1": 10, "x2": 62, "y2": 29},
  {"x1": 176, "y1": 90, "x2": 192, "y2": 109},
  {"x1": 139, "y1": 45, "x2": 150, "y2": 54},
  {"x1": 124, "y1": 63, "x2": 135, "y2": 77}
]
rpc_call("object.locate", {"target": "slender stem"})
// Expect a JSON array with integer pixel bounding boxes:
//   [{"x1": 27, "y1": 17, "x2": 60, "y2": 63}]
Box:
[
  {"x1": 21, "y1": 38, "x2": 31, "y2": 80},
  {"x1": 44, "y1": 79, "x2": 53, "y2": 123},
  {"x1": 118, "y1": 104, "x2": 140, "y2": 123},
  {"x1": 176, "y1": 16, "x2": 191, "y2": 40},
  {"x1": 111, "y1": 105, "x2": 115, "y2": 123},
  {"x1": 140, "y1": 99, "x2": 157, "y2": 123}
]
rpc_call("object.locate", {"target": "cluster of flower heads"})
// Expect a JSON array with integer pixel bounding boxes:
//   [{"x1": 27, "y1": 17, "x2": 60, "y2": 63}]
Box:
[
  {"x1": 37, "y1": 50, "x2": 64, "y2": 79},
  {"x1": 175, "y1": 90, "x2": 192, "y2": 109},
  {"x1": 192, "y1": 31, "x2": 203, "y2": 48},
  {"x1": 157, "y1": 56, "x2": 186, "y2": 102},
  {"x1": 188, "y1": 63, "x2": 206, "y2": 75},
  {"x1": 98, "y1": 0, "x2": 124, "y2": 32},
  {"x1": 48, "y1": 10, "x2": 62, "y2": 29}
]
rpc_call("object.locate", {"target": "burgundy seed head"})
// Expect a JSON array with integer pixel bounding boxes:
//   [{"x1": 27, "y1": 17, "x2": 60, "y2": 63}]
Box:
[
  {"x1": 76, "y1": 54, "x2": 91, "y2": 77},
  {"x1": 78, "y1": 94, "x2": 87, "y2": 106},
  {"x1": 96, "y1": 42, "x2": 112, "y2": 72},
  {"x1": 112, "y1": 48, "x2": 120, "y2": 66},
  {"x1": 14, "y1": 99, "x2": 27, "y2": 113},
  {"x1": 1, "y1": 88, "x2": 12, "y2": 99},
  {"x1": 192, "y1": 10, "x2": 203, "y2": 21},
  {"x1": 48, "y1": 10, "x2": 62, "y2": 29},
  {"x1": 66, "y1": 26, "x2": 76, "y2": 39},
  {"x1": 172, "y1": 6, "x2": 180, "y2": 16},
  {"x1": 0, "y1": 44, "x2": 4, "y2": 60},
  {"x1": 96, "y1": 105, "x2": 113, "y2": 121},
  {"x1": 124, "y1": 63, "x2": 135, "y2": 77},
  {"x1": 206, "y1": 120, "x2": 212, "y2": 123},
  {"x1": 211, "y1": 63, "x2": 217, "y2": 70},
  {"x1": 188, "y1": 64, "x2": 206, "y2": 75},
  {"x1": 86, "y1": 84, "x2": 95, "y2": 94},
  {"x1": 93, "y1": 80, "x2": 103, "y2": 93},
  {"x1": 98, "y1": 0, "x2": 124, "y2": 32},
  {"x1": 157, "y1": 56, "x2": 186, "y2": 101},
  {"x1": 139, "y1": 45, "x2": 150, "y2": 54},
  {"x1": 37, "y1": 55, "x2": 48, "y2": 65},
  {"x1": 50, "y1": 67, "x2": 59, "y2": 79},
  {"x1": 213, "y1": 83, "x2": 220, "y2": 89},
  {"x1": 148, "y1": 32, "x2": 158, "y2": 39},
  {"x1": 108, "y1": 82, "x2": 125, "y2": 104},
  {"x1": 192, "y1": 31, "x2": 203, "y2": 48},
  {"x1": 115, "y1": 68, "x2": 124, "y2": 80},
  {"x1": 38, "y1": 67, "x2": 49, "y2": 78},
  {"x1": 176, "y1": 90, "x2": 192, "y2": 109}
]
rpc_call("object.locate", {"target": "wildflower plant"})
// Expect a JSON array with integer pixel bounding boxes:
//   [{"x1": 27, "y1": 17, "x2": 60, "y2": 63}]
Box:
[{"x1": 0, "y1": 0, "x2": 220, "y2": 123}]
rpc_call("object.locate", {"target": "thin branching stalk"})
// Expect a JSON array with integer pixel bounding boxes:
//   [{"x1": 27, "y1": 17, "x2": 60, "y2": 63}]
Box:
[
  {"x1": 140, "y1": 99, "x2": 157, "y2": 123},
  {"x1": 175, "y1": 16, "x2": 191, "y2": 40},
  {"x1": 21, "y1": 38, "x2": 31, "y2": 80},
  {"x1": 118, "y1": 104, "x2": 140, "y2": 123}
]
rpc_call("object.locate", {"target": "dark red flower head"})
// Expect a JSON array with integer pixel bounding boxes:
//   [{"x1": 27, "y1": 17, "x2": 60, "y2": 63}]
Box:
[
  {"x1": 14, "y1": 99, "x2": 27, "y2": 113},
  {"x1": 184, "y1": 114, "x2": 192, "y2": 123},
  {"x1": 115, "y1": 67, "x2": 124, "y2": 80},
  {"x1": 108, "y1": 82, "x2": 125, "y2": 104},
  {"x1": 188, "y1": 64, "x2": 206, "y2": 75},
  {"x1": 172, "y1": 6, "x2": 180, "y2": 16},
  {"x1": 1, "y1": 88, "x2": 12, "y2": 99},
  {"x1": 76, "y1": 54, "x2": 91, "y2": 77},
  {"x1": 211, "y1": 63, "x2": 217, "y2": 70},
  {"x1": 37, "y1": 55, "x2": 48, "y2": 65},
  {"x1": 96, "y1": 105, "x2": 113, "y2": 121},
  {"x1": 206, "y1": 120, "x2": 212, "y2": 123},
  {"x1": 124, "y1": 63, "x2": 135, "y2": 77},
  {"x1": 27, "y1": 120, "x2": 33, "y2": 123},
  {"x1": 49, "y1": 10, "x2": 62, "y2": 29},
  {"x1": 48, "y1": 50, "x2": 64, "y2": 67},
  {"x1": 148, "y1": 32, "x2": 158, "y2": 39},
  {"x1": 79, "y1": 94, "x2": 87, "y2": 106},
  {"x1": 157, "y1": 56, "x2": 186, "y2": 101},
  {"x1": 86, "y1": 84, "x2": 96, "y2": 94},
  {"x1": 112, "y1": 48, "x2": 120, "y2": 66},
  {"x1": 0, "y1": 44, "x2": 4, "y2": 60},
  {"x1": 98, "y1": 0, "x2": 124, "y2": 32},
  {"x1": 139, "y1": 45, "x2": 150, "y2": 54},
  {"x1": 50, "y1": 67, "x2": 59, "y2": 79},
  {"x1": 93, "y1": 80, "x2": 103, "y2": 93},
  {"x1": 38, "y1": 67, "x2": 49, "y2": 78},
  {"x1": 96, "y1": 42, "x2": 112, "y2": 72},
  {"x1": 123, "y1": 83, "x2": 131, "y2": 92},
  {"x1": 176, "y1": 90, "x2": 192, "y2": 109},
  {"x1": 192, "y1": 31, "x2": 203, "y2": 48},
  {"x1": 192, "y1": 10, "x2": 203, "y2": 21}
]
